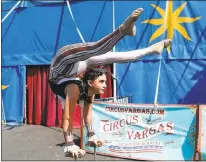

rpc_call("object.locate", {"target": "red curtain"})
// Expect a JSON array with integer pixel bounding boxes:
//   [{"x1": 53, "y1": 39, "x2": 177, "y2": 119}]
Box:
[
  {"x1": 26, "y1": 66, "x2": 81, "y2": 128},
  {"x1": 26, "y1": 65, "x2": 112, "y2": 128},
  {"x1": 27, "y1": 66, "x2": 62, "y2": 127}
]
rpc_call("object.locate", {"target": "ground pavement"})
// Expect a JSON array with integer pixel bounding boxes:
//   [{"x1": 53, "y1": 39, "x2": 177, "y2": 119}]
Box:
[{"x1": 2, "y1": 124, "x2": 134, "y2": 161}]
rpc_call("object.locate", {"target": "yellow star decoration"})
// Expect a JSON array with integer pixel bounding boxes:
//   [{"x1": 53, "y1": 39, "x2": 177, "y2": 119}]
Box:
[
  {"x1": 142, "y1": 1, "x2": 201, "y2": 52},
  {"x1": 2, "y1": 85, "x2": 9, "y2": 90}
]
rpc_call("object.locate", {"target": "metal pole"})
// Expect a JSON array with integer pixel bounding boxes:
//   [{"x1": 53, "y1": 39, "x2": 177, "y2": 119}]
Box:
[
  {"x1": 112, "y1": 0, "x2": 117, "y2": 102},
  {"x1": 94, "y1": 146, "x2": 96, "y2": 160},
  {"x1": 2, "y1": 100, "x2": 6, "y2": 125}
]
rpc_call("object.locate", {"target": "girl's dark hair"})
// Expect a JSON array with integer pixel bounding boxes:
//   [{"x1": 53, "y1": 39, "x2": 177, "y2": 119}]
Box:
[
  {"x1": 82, "y1": 67, "x2": 107, "y2": 85},
  {"x1": 80, "y1": 67, "x2": 107, "y2": 104}
]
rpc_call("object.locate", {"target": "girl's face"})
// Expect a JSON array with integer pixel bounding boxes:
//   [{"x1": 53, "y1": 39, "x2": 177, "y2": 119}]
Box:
[{"x1": 89, "y1": 74, "x2": 107, "y2": 94}]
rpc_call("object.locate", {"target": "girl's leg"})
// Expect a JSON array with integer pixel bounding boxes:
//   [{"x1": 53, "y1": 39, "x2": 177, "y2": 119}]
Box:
[
  {"x1": 87, "y1": 39, "x2": 172, "y2": 66},
  {"x1": 76, "y1": 39, "x2": 172, "y2": 74},
  {"x1": 50, "y1": 8, "x2": 143, "y2": 79},
  {"x1": 62, "y1": 39, "x2": 171, "y2": 76},
  {"x1": 63, "y1": 84, "x2": 86, "y2": 157}
]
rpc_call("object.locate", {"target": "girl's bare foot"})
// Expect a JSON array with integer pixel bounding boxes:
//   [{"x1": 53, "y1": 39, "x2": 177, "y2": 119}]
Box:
[{"x1": 120, "y1": 8, "x2": 144, "y2": 36}]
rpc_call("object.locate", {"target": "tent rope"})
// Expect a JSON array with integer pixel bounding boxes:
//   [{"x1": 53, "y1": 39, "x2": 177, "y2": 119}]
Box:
[
  {"x1": 154, "y1": 56, "x2": 162, "y2": 107},
  {"x1": 66, "y1": 0, "x2": 85, "y2": 43},
  {"x1": 2, "y1": 0, "x2": 22, "y2": 23}
]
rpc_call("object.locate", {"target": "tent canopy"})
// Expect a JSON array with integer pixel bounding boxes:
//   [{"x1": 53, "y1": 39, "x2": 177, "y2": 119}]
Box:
[
  {"x1": 2, "y1": 0, "x2": 206, "y2": 105},
  {"x1": 2, "y1": 1, "x2": 206, "y2": 66}
]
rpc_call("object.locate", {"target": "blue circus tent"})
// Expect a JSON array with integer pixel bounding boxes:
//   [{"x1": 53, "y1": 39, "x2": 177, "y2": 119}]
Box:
[
  {"x1": 113, "y1": 1, "x2": 206, "y2": 104},
  {"x1": 1, "y1": 0, "x2": 206, "y2": 123},
  {"x1": 2, "y1": 0, "x2": 116, "y2": 123},
  {"x1": 2, "y1": 0, "x2": 116, "y2": 66}
]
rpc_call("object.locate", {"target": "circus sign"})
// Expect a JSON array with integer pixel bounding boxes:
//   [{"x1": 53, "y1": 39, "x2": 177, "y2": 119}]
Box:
[{"x1": 83, "y1": 102, "x2": 197, "y2": 160}]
